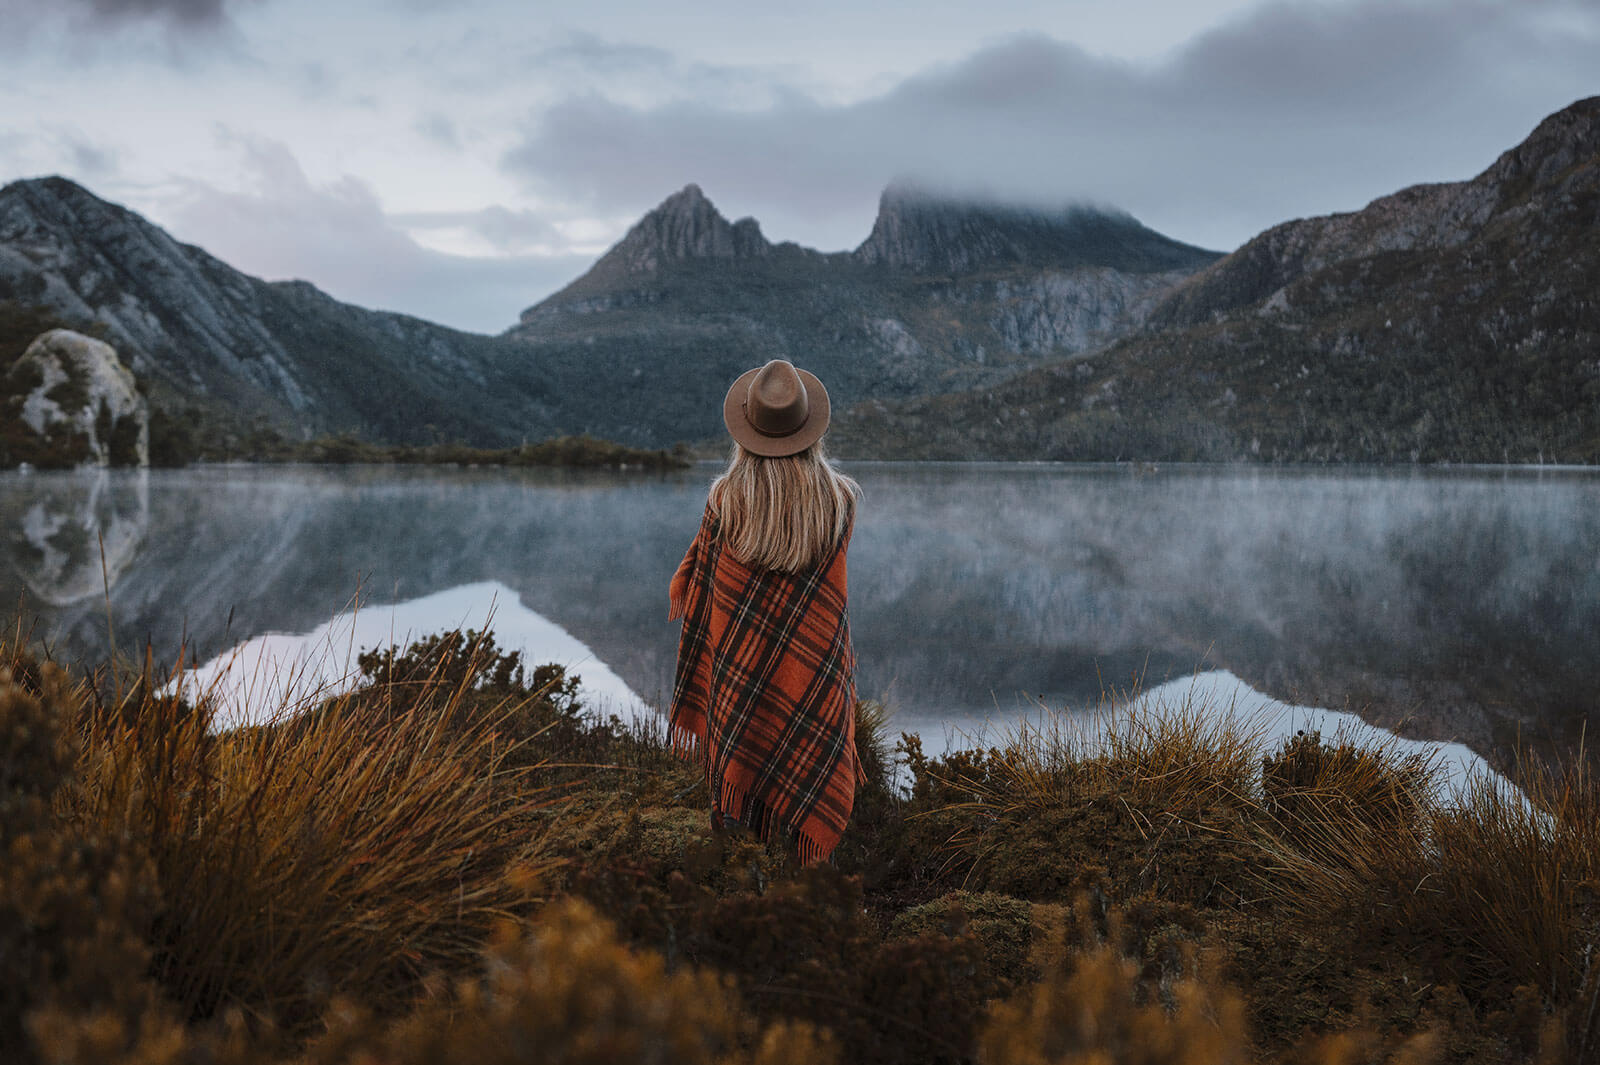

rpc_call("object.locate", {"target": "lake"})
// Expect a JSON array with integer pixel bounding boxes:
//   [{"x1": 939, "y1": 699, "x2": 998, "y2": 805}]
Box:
[{"x1": 3, "y1": 462, "x2": 1596, "y2": 769}]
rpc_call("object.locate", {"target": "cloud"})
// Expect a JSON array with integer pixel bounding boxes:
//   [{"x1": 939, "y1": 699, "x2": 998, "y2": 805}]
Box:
[
  {"x1": 394, "y1": 25, "x2": 781, "y2": 106},
  {"x1": 0, "y1": 0, "x2": 264, "y2": 57},
  {"x1": 500, "y1": 0, "x2": 1600, "y2": 252},
  {"x1": 75, "y1": 0, "x2": 229, "y2": 26},
  {"x1": 163, "y1": 137, "x2": 589, "y2": 332},
  {"x1": 0, "y1": 0, "x2": 255, "y2": 58},
  {"x1": 64, "y1": 136, "x2": 118, "y2": 177},
  {"x1": 392, "y1": 205, "x2": 565, "y2": 256},
  {"x1": 412, "y1": 112, "x2": 462, "y2": 150}
]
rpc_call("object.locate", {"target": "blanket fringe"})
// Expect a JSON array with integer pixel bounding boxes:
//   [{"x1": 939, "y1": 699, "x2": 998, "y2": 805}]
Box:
[
  {"x1": 668, "y1": 723, "x2": 703, "y2": 762},
  {"x1": 666, "y1": 721, "x2": 842, "y2": 865},
  {"x1": 715, "y1": 776, "x2": 832, "y2": 866}
]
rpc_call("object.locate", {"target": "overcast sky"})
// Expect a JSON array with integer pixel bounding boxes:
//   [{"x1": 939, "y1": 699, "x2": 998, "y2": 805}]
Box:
[{"x1": 1, "y1": 0, "x2": 1596, "y2": 332}]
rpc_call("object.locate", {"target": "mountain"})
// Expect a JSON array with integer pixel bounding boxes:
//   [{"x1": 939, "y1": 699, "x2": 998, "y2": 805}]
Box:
[
  {"x1": 0, "y1": 177, "x2": 1220, "y2": 451},
  {"x1": 856, "y1": 183, "x2": 1216, "y2": 275},
  {"x1": 504, "y1": 183, "x2": 1220, "y2": 446},
  {"x1": 0, "y1": 177, "x2": 560, "y2": 446},
  {"x1": 832, "y1": 97, "x2": 1600, "y2": 463},
  {"x1": 12, "y1": 95, "x2": 1594, "y2": 464}
]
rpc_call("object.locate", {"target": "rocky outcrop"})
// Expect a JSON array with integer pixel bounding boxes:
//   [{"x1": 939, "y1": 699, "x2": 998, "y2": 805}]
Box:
[
  {"x1": 7, "y1": 329, "x2": 148, "y2": 467},
  {"x1": 987, "y1": 267, "x2": 1193, "y2": 356},
  {"x1": 854, "y1": 183, "x2": 1220, "y2": 275}
]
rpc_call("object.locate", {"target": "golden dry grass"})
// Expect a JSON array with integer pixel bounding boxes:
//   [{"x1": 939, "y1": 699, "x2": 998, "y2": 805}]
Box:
[
  {"x1": 938, "y1": 683, "x2": 1270, "y2": 820},
  {"x1": 978, "y1": 944, "x2": 1249, "y2": 1065},
  {"x1": 65, "y1": 637, "x2": 557, "y2": 1032}
]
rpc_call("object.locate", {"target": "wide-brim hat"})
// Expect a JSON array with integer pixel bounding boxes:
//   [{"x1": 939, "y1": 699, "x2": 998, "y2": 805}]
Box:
[{"x1": 723, "y1": 359, "x2": 830, "y2": 457}]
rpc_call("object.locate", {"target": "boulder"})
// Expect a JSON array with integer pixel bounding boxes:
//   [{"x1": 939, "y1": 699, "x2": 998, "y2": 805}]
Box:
[{"x1": 8, "y1": 328, "x2": 149, "y2": 467}]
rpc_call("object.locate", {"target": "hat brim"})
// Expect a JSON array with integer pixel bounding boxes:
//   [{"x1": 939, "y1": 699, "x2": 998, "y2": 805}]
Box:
[{"x1": 723, "y1": 365, "x2": 831, "y2": 457}]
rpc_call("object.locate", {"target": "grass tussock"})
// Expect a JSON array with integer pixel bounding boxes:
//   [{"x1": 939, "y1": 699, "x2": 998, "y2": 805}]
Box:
[
  {"x1": 1259, "y1": 727, "x2": 1437, "y2": 856},
  {"x1": 966, "y1": 687, "x2": 1268, "y2": 813},
  {"x1": 1266, "y1": 741, "x2": 1600, "y2": 1060},
  {"x1": 4, "y1": 627, "x2": 563, "y2": 1050},
  {"x1": 905, "y1": 688, "x2": 1268, "y2": 906}
]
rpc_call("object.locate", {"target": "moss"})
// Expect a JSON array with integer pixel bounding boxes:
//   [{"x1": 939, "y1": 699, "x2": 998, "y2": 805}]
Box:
[{"x1": 890, "y1": 891, "x2": 1036, "y2": 995}]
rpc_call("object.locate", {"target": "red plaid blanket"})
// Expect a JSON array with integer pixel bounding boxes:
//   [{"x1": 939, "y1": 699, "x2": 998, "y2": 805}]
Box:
[{"x1": 668, "y1": 504, "x2": 860, "y2": 865}]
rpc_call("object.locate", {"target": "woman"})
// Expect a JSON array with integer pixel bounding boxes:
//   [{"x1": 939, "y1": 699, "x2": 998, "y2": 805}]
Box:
[{"x1": 668, "y1": 359, "x2": 863, "y2": 866}]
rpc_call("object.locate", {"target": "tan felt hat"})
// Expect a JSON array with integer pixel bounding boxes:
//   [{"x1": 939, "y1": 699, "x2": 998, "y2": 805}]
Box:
[{"x1": 722, "y1": 359, "x2": 831, "y2": 457}]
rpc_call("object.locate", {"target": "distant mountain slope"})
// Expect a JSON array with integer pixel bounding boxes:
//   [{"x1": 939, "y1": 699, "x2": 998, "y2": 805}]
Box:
[
  {"x1": 0, "y1": 177, "x2": 556, "y2": 446},
  {"x1": 833, "y1": 97, "x2": 1600, "y2": 463},
  {"x1": 0, "y1": 176, "x2": 1220, "y2": 450},
  {"x1": 502, "y1": 183, "x2": 1220, "y2": 446}
]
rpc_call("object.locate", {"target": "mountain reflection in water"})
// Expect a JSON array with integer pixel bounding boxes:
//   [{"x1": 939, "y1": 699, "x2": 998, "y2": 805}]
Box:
[
  {"x1": 2, "y1": 463, "x2": 1595, "y2": 769},
  {"x1": 168, "y1": 581, "x2": 650, "y2": 732}
]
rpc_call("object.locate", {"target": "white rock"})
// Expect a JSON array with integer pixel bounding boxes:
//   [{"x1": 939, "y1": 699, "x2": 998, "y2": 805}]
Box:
[{"x1": 12, "y1": 329, "x2": 149, "y2": 467}]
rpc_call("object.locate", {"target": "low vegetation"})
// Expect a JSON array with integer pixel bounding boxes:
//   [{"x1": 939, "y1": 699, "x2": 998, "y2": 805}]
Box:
[
  {"x1": 223, "y1": 431, "x2": 691, "y2": 470},
  {"x1": 3, "y1": 623, "x2": 1597, "y2": 1063}
]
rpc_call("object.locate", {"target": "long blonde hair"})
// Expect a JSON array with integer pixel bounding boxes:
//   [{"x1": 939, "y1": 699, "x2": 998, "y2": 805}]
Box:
[{"x1": 709, "y1": 441, "x2": 861, "y2": 573}]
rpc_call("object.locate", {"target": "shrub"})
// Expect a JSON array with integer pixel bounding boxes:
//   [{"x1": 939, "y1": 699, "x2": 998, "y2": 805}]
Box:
[
  {"x1": 1263, "y1": 729, "x2": 1434, "y2": 829},
  {"x1": 573, "y1": 855, "x2": 992, "y2": 1065},
  {"x1": 356, "y1": 627, "x2": 550, "y2": 702},
  {"x1": 890, "y1": 891, "x2": 1037, "y2": 996},
  {"x1": 977, "y1": 944, "x2": 1249, "y2": 1065},
  {"x1": 303, "y1": 900, "x2": 836, "y2": 1065},
  {"x1": 0, "y1": 657, "x2": 162, "y2": 1063}
]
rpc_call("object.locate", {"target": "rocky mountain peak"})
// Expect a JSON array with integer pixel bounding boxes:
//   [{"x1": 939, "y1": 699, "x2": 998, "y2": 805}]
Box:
[
  {"x1": 516, "y1": 184, "x2": 775, "y2": 323},
  {"x1": 598, "y1": 183, "x2": 772, "y2": 276},
  {"x1": 853, "y1": 182, "x2": 1219, "y2": 275}
]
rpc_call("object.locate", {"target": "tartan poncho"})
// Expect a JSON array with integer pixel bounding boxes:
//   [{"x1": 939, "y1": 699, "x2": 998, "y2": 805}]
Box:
[{"x1": 667, "y1": 503, "x2": 861, "y2": 865}]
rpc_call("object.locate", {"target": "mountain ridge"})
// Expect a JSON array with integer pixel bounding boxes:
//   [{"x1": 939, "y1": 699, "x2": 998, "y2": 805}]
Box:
[
  {"x1": 0, "y1": 175, "x2": 555, "y2": 446},
  {"x1": 500, "y1": 182, "x2": 1221, "y2": 445},
  {"x1": 1151, "y1": 97, "x2": 1600, "y2": 330},
  {"x1": 831, "y1": 96, "x2": 1600, "y2": 463},
  {"x1": 1, "y1": 171, "x2": 1215, "y2": 451}
]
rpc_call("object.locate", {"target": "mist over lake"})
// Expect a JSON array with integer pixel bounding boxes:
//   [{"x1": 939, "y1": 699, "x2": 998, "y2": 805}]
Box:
[{"x1": 3, "y1": 462, "x2": 1595, "y2": 766}]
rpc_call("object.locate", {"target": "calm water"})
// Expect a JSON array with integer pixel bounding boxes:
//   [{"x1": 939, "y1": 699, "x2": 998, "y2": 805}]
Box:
[{"x1": 3, "y1": 463, "x2": 1596, "y2": 764}]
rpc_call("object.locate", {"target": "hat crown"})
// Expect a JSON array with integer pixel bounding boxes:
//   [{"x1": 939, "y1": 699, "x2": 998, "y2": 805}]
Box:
[
  {"x1": 723, "y1": 359, "x2": 830, "y2": 457},
  {"x1": 746, "y1": 360, "x2": 809, "y2": 437}
]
